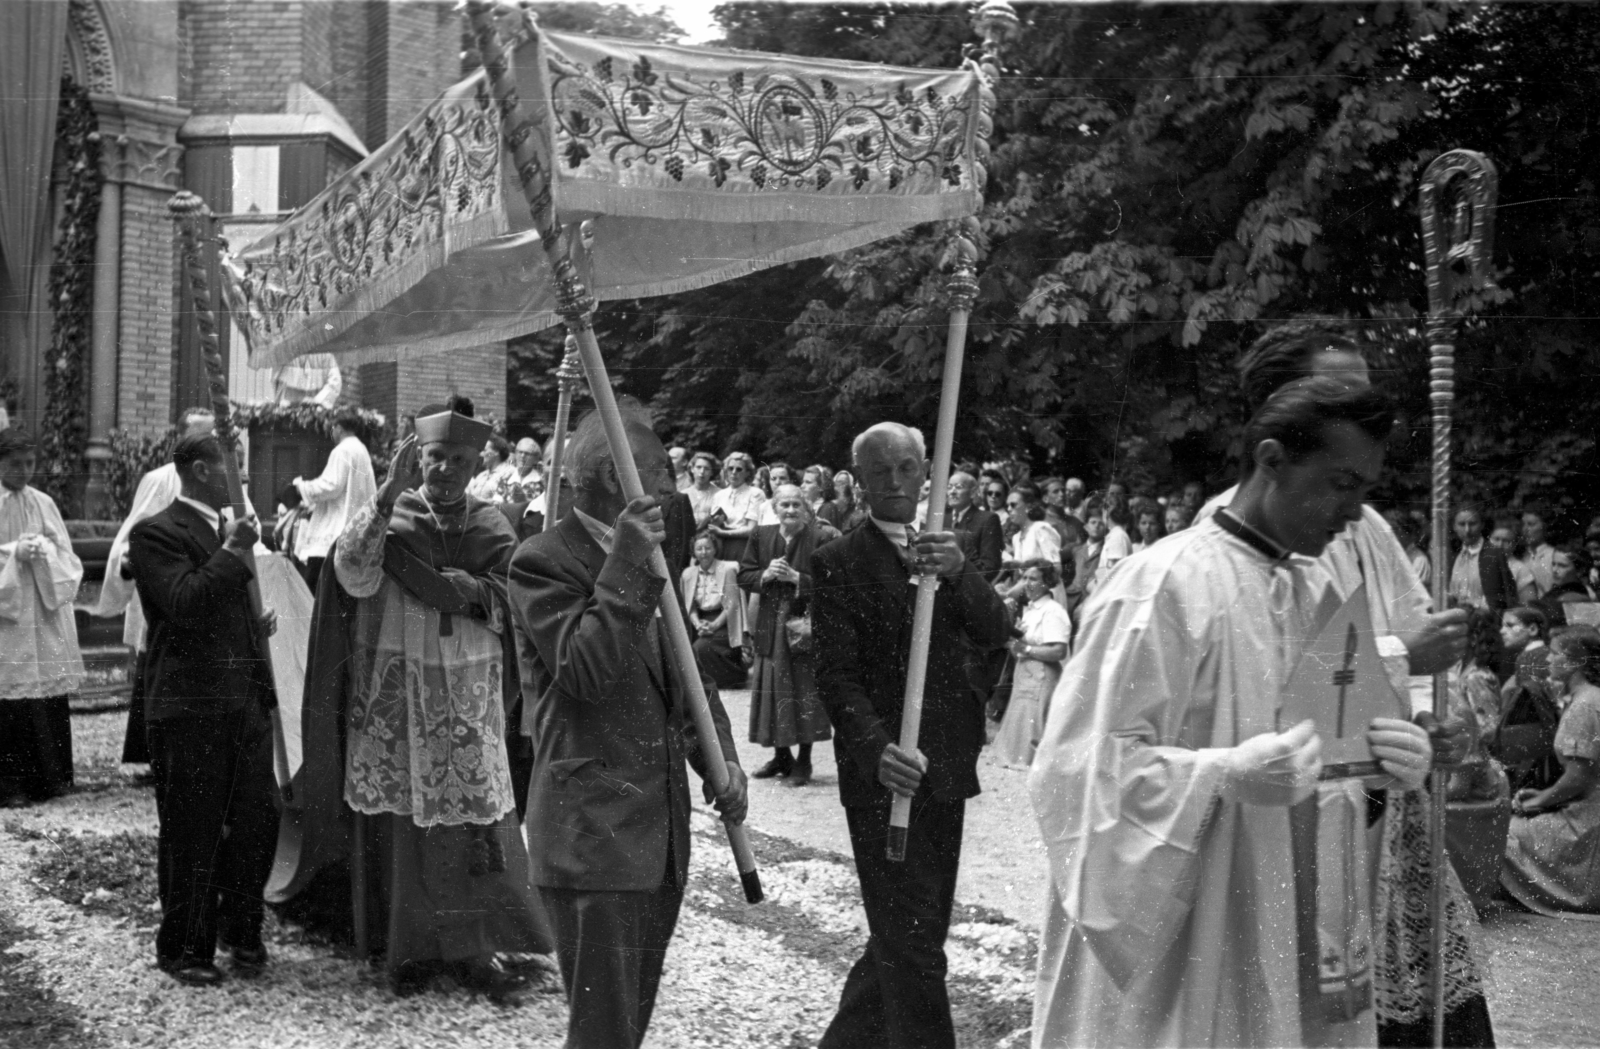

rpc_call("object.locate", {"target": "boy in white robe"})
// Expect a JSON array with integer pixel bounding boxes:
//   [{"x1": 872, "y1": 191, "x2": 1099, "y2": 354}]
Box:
[
  {"x1": 0, "y1": 428, "x2": 85, "y2": 804},
  {"x1": 1029, "y1": 378, "x2": 1433, "y2": 1048}
]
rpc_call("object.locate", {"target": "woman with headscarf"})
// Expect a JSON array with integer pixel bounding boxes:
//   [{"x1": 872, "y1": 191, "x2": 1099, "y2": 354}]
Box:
[{"x1": 738, "y1": 484, "x2": 837, "y2": 787}]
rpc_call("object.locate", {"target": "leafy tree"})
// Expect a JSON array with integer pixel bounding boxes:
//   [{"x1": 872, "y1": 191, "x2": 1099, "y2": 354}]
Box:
[{"x1": 505, "y1": 3, "x2": 1600, "y2": 530}]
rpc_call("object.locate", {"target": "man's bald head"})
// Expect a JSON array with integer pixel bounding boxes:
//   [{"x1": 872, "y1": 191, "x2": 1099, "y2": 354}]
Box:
[
  {"x1": 565, "y1": 401, "x2": 674, "y2": 520},
  {"x1": 947, "y1": 471, "x2": 978, "y2": 512},
  {"x1": 852, "y1": 421, "x2": 926, "y2": 465}
]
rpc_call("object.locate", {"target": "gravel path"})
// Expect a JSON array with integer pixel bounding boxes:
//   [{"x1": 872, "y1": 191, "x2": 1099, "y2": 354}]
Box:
[{"x1": 4, "y1": 705, "x2": 1598, "y2": 1048}]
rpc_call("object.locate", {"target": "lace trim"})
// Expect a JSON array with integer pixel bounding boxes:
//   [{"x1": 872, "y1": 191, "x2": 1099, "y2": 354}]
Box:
[{"x1": 1372, "y1": 787, "x2": 1486, "y2": 1022}]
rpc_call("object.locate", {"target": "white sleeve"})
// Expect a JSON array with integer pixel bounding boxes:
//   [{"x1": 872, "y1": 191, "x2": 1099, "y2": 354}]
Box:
[{"x1": 295, "y1": 441, "x2": 352, "y2": 504}]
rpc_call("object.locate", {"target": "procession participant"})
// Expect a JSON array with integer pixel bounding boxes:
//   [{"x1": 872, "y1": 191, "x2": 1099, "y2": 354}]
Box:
[
  {"x1": 129, "y1": 434, "x2": 278, "y2": 984},
  {"x1": 811, "y1": 422, "x2": 1010, "y2": 1049},
  {"x1": 0, "y1": 428, "x2": 84, "y2": 806},
  {"x1": 1029, "y1": 378, "x2": 1434, "y2": 1048},
  {"x1": 739, "y1": 483, "x2": 837, "y2": 787},
  {"x1": 323, "y1": 402, "x2": 550, "y2": 996},
  {"x1": 669, "y1": 444, "x2": 692, "y2": 491},
  {"x1": 945, "y1": 470, "x2": 1004, "y2": 582},
  {"x1": 289, "y1": 406, "x2": 375, "y2": 591},
  {"x1": 508, "y1": 405, "x2": 748, "y2": 1049},
  {"x1": 94, "y1": 407, "x2": 217, "y2": 766},
  {"x1": 1193, "y1": 318, "x2": 1489, "y2": 1046}
]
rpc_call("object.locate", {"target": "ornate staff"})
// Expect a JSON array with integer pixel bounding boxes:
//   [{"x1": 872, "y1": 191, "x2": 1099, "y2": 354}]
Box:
[
  {"x1": 1418, "y1": 149, "x2": 1498, "y2": 1048},
  {"x1": 168, "y1": 191, "x2": 293, "y2": 799},
  {"x1": 542, "y1": 333, "x2": 583, "y2": 531},
  {"x1": 886, "y1": 0, "x2": 1016, "y2": 862},
  {"x1": 465, "y1": 0, "x2": 765, "y2": 902}
]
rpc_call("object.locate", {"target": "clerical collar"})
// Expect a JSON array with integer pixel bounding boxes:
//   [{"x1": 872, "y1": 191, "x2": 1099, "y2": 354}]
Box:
[{"x1": 1214, "y1": 508, "x2": 1291, "y2": 564}]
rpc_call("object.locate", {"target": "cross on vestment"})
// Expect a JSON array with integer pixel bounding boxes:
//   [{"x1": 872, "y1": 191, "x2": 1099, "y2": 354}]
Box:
[{"x1": 1332, "y1": 622, "x2": 1358, "y2": 737}]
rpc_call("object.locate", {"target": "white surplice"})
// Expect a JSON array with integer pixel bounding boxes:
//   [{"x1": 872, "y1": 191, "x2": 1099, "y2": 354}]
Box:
[
  {"x1": 0, "y1": 485, "x2": 85, "y2": 699},
  {"x1": 1028, "y1": 518, "x2": 1378, "y2": 1048}
]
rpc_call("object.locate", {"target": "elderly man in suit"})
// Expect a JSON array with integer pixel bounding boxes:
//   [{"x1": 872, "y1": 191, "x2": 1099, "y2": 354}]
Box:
[
  {"x1": 508, "y1": 405, "x2": 748, "y2": 1049},
  {"x1": 129, "y1": 434, "x2": 279, "y2": 986},
  {"x1": 811, "y1": 422, "x2": 1010, "y2": 1049},
  {"x1": 943, "y1": 470, "x2": 1003, "y2": 582}
]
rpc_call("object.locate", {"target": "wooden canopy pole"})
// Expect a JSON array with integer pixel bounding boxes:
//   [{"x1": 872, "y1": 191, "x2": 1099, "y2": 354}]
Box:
[
  {"x1": 168, "y1": 191, "x2": 292, "y2": 799},
  {"x1": 466, "y1": 0, "x2": 762, "y2": 902},
  {"x1": 886, "y1": 0, "x2": 1016, "y2": 861},
  {"x1": 1418, "y1": 149, "x2": 1498, "y2": 1049}
]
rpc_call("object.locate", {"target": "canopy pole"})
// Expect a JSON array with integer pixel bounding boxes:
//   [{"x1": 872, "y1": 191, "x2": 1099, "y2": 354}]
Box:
[
  {"x1": 1418, "y1": 149, "x2": 1498, "y2": 1049},
  {"x1": 542, "y1": 333, "x2": 583, "y2": 532},
  {"x1": 467, "y1": 0, "x2": 762, "y2": 903},
  {"x1": 168, "y1": 191, "x2": 293, "y2": 801},
  {"x1": 885, "y1": 0, "x2": 1016, "y2": 862}
]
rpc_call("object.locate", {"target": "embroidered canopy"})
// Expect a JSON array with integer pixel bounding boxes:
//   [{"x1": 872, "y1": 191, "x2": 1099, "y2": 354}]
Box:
[{"x1": 227, "y1": 23, "x2": 984, "y2": 367}]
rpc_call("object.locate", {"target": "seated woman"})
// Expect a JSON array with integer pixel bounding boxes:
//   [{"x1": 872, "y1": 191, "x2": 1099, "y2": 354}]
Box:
[
  {"x1": 1501, "y1": 628, "x2": 1600, "y2": 916},
  {"x1": 991, "y1": 559, "x2": 1071, "y2": 769},
  {"x1": 680, "y1": 533, "x2": 747, "y2": 691}
]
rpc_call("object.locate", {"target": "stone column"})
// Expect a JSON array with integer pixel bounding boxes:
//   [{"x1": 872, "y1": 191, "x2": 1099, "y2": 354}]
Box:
[{"x1": 82, "y1": 131, "x2": 125, "y2": 519}]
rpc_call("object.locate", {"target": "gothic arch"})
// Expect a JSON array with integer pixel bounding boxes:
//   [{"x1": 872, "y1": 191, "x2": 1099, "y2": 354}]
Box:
[{"x1": 65, "y1": 0, "x2": 116, "y2": 95}]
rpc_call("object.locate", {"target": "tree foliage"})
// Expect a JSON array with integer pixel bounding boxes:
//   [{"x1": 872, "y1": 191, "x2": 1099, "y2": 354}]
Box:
[{"x1": 504, "y1": 2, "x2": 1600, "y2": 527}]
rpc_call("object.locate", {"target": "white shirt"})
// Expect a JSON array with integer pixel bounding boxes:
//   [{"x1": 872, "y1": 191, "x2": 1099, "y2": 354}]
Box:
[
  {"x1": 176, "y1": 495, "x2": 222, "y2": 534},
  {"x1": 711, "y1": 484, "x2": 764, "y2": 531},
  {"x1": 293, "y1": 434, "x2": 378, "y2": 560}
]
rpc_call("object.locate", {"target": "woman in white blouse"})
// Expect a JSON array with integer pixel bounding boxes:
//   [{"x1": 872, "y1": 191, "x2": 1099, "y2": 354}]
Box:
[
  {"x1": 680, "y1": 535, "x2": 746, "y2": 690},
  {"x1": 709, "y1": 452, "x2": 764, "y2": 564},
  {"x1": 992, "y1": 559, "x2": 1071, "y2": 769}
]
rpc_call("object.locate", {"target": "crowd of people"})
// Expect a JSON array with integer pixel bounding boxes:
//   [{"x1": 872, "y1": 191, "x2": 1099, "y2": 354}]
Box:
[{"x1": 4, "y1": 315, "x2": 1600, "y2": 1048}]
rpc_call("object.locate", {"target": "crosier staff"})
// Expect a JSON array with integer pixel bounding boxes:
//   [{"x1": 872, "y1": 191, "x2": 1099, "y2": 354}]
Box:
[
  {"x1": 464, "y1": 0, "x2": 764, "y2": 903},
  {"x1": 168, "y1": 191, "x2": 293, "y2": 800},
  {"x1": 886, "y1": 0, "x2": 1017, "y2": 862},
  {"x1": 1418, "y1": 148, "x2": 1498, "y2": 1049}
]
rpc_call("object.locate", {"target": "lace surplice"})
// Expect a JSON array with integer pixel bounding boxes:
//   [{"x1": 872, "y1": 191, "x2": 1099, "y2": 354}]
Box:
[{"x1": 334, "y1": 501, "x2": 514, "y2": 828}]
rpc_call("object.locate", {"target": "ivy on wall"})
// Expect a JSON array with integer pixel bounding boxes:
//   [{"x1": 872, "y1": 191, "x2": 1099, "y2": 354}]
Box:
[{"x1": 38, "y1": 76, "x2": 101, "y2": 518}]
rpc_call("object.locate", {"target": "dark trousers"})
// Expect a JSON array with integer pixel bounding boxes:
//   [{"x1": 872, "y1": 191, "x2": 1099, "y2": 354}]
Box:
[
  {"x1": 821, "y1": 793, "x2": 966, "y2": 1049},
  {"x1": 300, "y1": 556, "x2": 325, "y2": 594},
  {"x1": 148, "y1": 706, "x2": 278, "y2": 967},
  {"x1": 692, "y1": 625, "x2": 746, "y2": 691},
  {"x1": 121, "y1": 646, "x2": 149, "y2": 764},
  {"x1": 0, "y1": 694, "x2": 73, "y2": 799},
  {"x1": 540, "y1": 867, "x2": 684, "y2": 1049}
]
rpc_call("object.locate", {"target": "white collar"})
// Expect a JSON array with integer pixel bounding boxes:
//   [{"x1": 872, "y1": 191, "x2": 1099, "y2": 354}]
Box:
[
  {"x1": 572, "y1": 505, "x2": 613, "y2": 553},
  {"x1": 871, "y1": 515, "x2": 913, "y2": 543}
]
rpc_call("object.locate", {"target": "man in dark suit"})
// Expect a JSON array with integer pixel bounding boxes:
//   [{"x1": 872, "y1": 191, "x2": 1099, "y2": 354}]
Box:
[
  {"x1": 811, "y1": 422, "x2": 1010, "y2": 1049},
  {"x1": 128, "y1": 434, "x2": 279, "y2": 986},
  {"x1": 508, "y1": 406, "x2": 748, "y2": 1049},
  {"x1": 944, "y1": 470, "x2": 1003, "y2": 582}
]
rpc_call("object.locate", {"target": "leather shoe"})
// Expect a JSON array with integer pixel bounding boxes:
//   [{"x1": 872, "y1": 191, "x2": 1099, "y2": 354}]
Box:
[
  {"x1": 162, "y1": 961, "x2": 224, "y2": 987},
  {"x1": 751, "y1": 757, "x2": 792, "y2": 779},
  {"x1": 786, "y1": 762, "x2": 813, "y2": 787}
]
